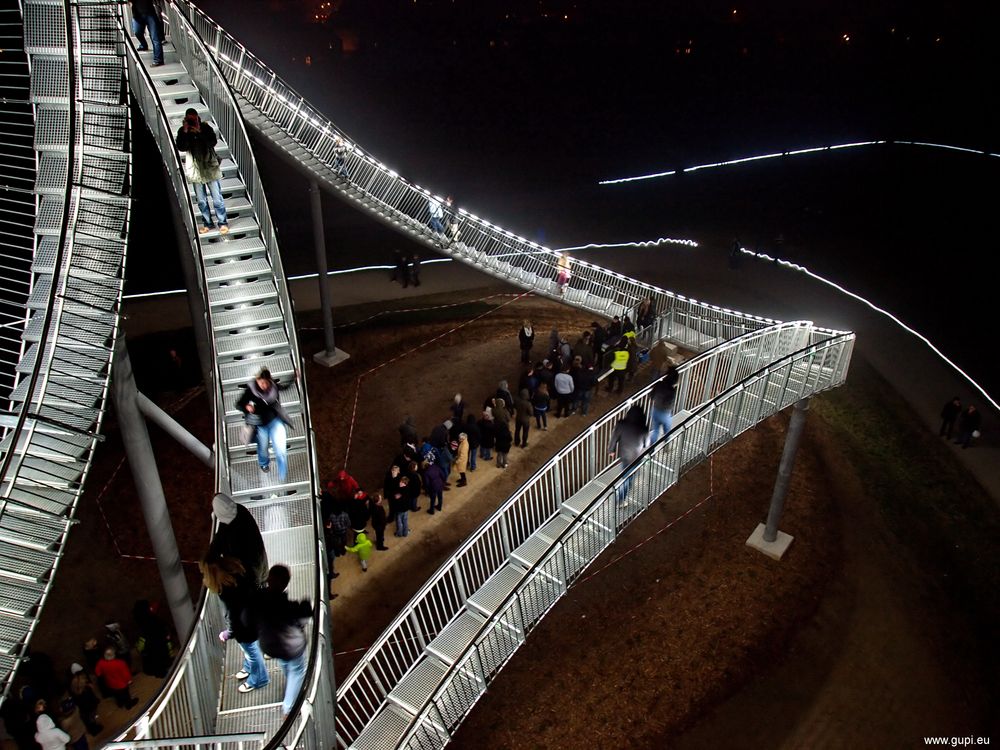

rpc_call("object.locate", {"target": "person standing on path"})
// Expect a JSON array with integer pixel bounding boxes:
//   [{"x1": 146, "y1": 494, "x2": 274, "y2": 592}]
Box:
[
  {"x1": 454, "y1": 433, "x2": 470, "y2": 487},
  {"x1": 423, "y1": 453, "x2": 447, "y2": 515},
  {"x1": 345, "y1": 531, "x2": 373, "y2": 572},
  {"x1": 494, "y1": 418, "x2": 513, "y2": 469},
  {"x1": 477, "y1": 407, "x2": 496, "y2": 461},
  {"x1": 532, "y1": 383, "x2": 551, "y2": 430},
  {"x1": 554, "y1": 367, "x2": 575, "y2": 418},
  {"x1": 649, "y1": 366, "x2": 679, "y2": 442},
  {"x1": 939, "y1": 396, "x2": 961, "y2": 439},
  {"x1": 369, "y1": 493, "x2": 389, "y2": 551},
  {"x1": 514, "y1": 388, "x2": 533, "y2": 448},
  {"x1": 253, "y1": 565, "x2": 313, "y2": 721},
  {"x1": 175, "y1": 109, "x2": 228, "y2": 235},
  {"x1": 607, "y1": 340, "x2": 630, "y2": 394},
  {"x1": 519, "y1": 320, "x2": 535, "y2": 364},
  {"x1": 955, "y1": 404, "x2": 981, "y2": 449}
]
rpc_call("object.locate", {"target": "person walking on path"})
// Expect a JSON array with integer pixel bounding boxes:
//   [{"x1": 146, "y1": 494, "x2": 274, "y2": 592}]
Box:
[
  {"x1": 130, "y1": 0, "x2": 164, "y2": 66},
  {"x1": 345, "y1": 531, "x2": 373, "y2": 572},
  {"x1": 477, "y1": 407, "x2": 495, "y2": 461},
  {"x1": 649, "y1": 366, "x2": 679, "y2": 442},
  {"x1": 939, "y1": 396, "x2": 961, "y2": 439},
  {"x1": 175, "y1": 109, "x2": 228, "y2": 235},
  {"x1": 253, "y1": 565, "x2": 313, "y2": 721},
  {"x1": 518, "y1": 320, "x2": 535, "y2": 364},
  {"x1": 608, "y1": 404, "x2": 649, "y2": 504},
  {"x1": 236, "y1": 368, "x2": 297, "y2": 482},
  {"x1": 427, "y1": 195, "x2": 445, "y2": 235},
  {"x1": 955, "y1": 404, "x2": 981, "y2": 449}
]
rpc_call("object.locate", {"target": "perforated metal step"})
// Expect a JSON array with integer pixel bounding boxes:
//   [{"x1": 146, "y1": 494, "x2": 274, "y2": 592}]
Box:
[
  {"x1": 466, "y1": 562, "x2": 528, "y2": 618},
  {"x1": 426, "y1": 610, "x2": 487, "y2": 667}
]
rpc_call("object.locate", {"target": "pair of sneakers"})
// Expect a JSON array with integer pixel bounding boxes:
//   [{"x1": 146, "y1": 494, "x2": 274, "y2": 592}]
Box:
[
  {"x1": 199, "y1": 224, "x2": 229, "y2": 235},
  {"x1": 236, "y1": 670, "x2": 268, "y2": 693}
]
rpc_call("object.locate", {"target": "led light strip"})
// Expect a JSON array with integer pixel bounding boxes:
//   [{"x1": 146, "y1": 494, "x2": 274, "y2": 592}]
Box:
[
  {"x1": 599, "y1": 140, "x2": 999, "y2": 185},
  {"x1": 740, "y1": 248, "x2": 999, "y2": 413},
  {"x1": 554, "y1": 236, "x2": 699, "y2": 251}
]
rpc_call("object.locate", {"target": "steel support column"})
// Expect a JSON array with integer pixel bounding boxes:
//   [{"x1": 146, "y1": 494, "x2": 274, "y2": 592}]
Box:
[
  {"x1": 112, "y1": 336, "x2": 195, "y2": 638},
  {"x1": 309, "y1": 180, "x2": 349, "y2": 368},
  {"x1": 136, "y1": 391, "x2": 214, "y2": 468}
]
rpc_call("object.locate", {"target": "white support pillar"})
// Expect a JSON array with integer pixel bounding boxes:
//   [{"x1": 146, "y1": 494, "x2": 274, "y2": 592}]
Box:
[{"x1": 309, "y1": 180, "x2": 350, "y2": 368}]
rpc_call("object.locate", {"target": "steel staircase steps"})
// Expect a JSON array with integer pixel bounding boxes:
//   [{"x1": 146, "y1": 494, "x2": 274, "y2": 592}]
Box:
[
  {"x1": 8, "y1": 376, "x2": 104, "y2": 408},
  {"x1": 9, "y1": 455, "x2": 85, "y2": 488},
  {"x1": 229, "y1": 450, "x2": 311, "y2": 497},
  {"x1": 350, "y1": 704, "x2": 416, "y2": 750},
  {"x1": 0, "y1": 540, "x2": 57, "y2": 583},
  {"x1": 387, "y1": 656, "x2": 449, "y2": 716},
  {"x1": 206, "y1": 278, "x2": 278, "y2": 308},
  {"x1": 0, "y1": 485, "x2": 75, "y2": 516},
  {"x1": 0, "y1": 430, "x2": 91, "y2": 463},
  {"x1": 259, "y1": 527, "x2": 316, "y2": 568},
  {"x1": 426, "y1": 610, "x2": 487, "y2": 667},
  {"x1": 219, "y1": 353, "x2": 294, "y2": 387},
  {"x1": 145, "y1": 61, "x2": 188, "y2": 81},
  {"x1": 0, "y1": 576, "x2": 45, "y2": 618},
  {"x1": 201, "y1": 235, "x2": 266, "y2": 262},
  {"x1": 17, "y1": 342, "x2": 106, "y2": 378},
  {"x1": 224, "y1": 413, "x2": 306, "y2": 454},
  {"x1": 23, "y1": 308, "x2": 117, "y2": 344},
  {"x1": 0, "y1": 509, "x2": 67, "y2": 551},
  {"x1": 465, "y1": 562, "x2": 528, "y2": 619},
  {"x1": 205, "y1": 256, "x2": 274, "y2": 284},
  {"x1": 212, "y1": 303, "x2": 285, "y2": 331},
  {"x1": 215, "y1": 328, "x2": 290, "y2": 360},
  {"x1": 197, "y1": 215, "x2": 261, "y2": 241}
]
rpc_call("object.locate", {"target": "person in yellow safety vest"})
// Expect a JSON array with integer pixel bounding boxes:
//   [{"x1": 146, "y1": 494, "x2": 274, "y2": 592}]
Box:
[{"x1": 608, "y1": 342, "x2": 629, "y2": 394}]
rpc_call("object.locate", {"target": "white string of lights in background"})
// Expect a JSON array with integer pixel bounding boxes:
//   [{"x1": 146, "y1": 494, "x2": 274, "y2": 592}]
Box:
[
  {"x1": 740, "y1": 248, "x2": 999, "y2": 413},
  {"x1": 554, "y1": 236, "x2": 699, "y2": 252},
  {"x1": 598, "y1": 140, "x2": 999, "y2": 186}
]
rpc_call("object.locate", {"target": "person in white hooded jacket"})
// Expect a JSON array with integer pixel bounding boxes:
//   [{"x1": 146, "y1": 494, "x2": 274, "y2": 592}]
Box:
[{"x1": 35, "y1": 714, "x2": 70, "y2": 750}]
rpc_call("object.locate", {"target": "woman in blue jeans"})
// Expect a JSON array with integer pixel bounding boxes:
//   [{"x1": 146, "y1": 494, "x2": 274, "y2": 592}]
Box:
[
  {"x1": 253, "y1": 565, "x2": 312, "y2": 720},
  {"x1": 236, "y1": 368, "x2": 297, "y2": 481}
]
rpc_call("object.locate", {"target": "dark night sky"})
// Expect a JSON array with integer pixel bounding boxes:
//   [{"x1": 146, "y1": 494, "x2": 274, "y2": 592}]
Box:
[{"x1": 130, "y1": 0, "x2": 998, "y2": 392}]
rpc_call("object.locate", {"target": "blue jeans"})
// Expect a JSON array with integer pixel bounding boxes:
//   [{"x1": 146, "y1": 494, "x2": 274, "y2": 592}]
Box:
[
  {"x1": 257, "y1": 419, "x2": 288, "y2": 481},
  {"x1": 132, "y1": 12, "x2": 163, "y2": 64},
  {"x1": 479, "y1": 446, "x2": 492, "y2": 460},
  {"x1": 395, "y1": 511, "x2": 409, "y2": 537},
  {"x1": 468, "y1": 449, "x2": 477, "y2": 470},
  {"x1": 239, "y1": 639, "x2": 269, "y2": 689},
  {"x1": 577, "y1": 389, "x2": 593, "y2": 416},
  {"x1": 279, "y1": 651, "x2": 307, "y2": 716},
  {"x1": 650, "y1": 407, "x2": 673, "y2": 443},
  {"x1": 194, "y1": 180, "x2": 228, "y2": 229},
  {"x1": 429, "y1": 216, "x2": 444, "y2": 233}
]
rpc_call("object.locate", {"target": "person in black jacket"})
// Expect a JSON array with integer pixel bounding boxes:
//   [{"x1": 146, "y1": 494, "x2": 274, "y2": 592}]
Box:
[
  {"x1": 939, "y1": 396, "x2": 961, "y2": 439},
  {"x1": 175, "y1": 109, "x2": 228, "y2": 234},
  {"x1": 463, "y1": 414, "x2": 481, "y2": 470},
  {"x1": 200, "y1": 553, "x2": 269, "y2": 693},
  {"x1": 494, "y1": 419, "x2": 513, "y2": 469},
  {"x1": 211, "y1": 492, "x2": 268, "y2": 586},
  {"x1": 518, "y1": 320, "x2": 535, "y2": 364},
  {"x1": 369, "y1": 493, "x2": 389, "y2": 551},
  {"x1": 955, "y1": 404, "x2": 981, "y2": 449},
  {"x1": 347, "y1": 489, "x2": 371, "y2": 541},
  {"x1": 236, "y1": 368, "x2": 296, "y2": 482},
  {"x1": 253, "y1": 566, "x2": 312, "y2": 721}
]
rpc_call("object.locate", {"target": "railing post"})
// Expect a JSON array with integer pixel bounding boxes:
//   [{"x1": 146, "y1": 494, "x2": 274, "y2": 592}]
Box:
[
  {"x1": 309, "y1": 180, "x2": 349, "y2": 368},
  {"x1": 746, "y1": 397, "x2": 809, "y2": 560},
  {"x1": 112, "y1": 335, "x2": 195, "y2": 637}
]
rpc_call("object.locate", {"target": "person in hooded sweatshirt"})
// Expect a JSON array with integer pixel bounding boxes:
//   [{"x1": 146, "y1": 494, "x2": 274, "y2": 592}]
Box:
[
  {"x1": 210, "y1": 492, "x2": 268, "y2": 586},
  {"x1": 35, "y1": 714, "x2": 70, "y2": 750},
  {"x1": 236, "y1": 368, "x2": 297, "y2": 482},
  {"x1": 608, "y1": 404, "x2": 649, "y2": 504},
  {"x1": 253, "y1": 565, "x2": 313, "y2": 722}
]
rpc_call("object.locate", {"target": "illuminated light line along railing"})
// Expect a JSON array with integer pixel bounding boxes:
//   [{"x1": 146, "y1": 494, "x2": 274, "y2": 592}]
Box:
[
  {"x1": 391, "y1": 330, "x2": 854, "y2": 750},
  {"x1": 598, "y1": 139, "x2": 1000, "y2": 185},
  {"x1": 334, "y1": 321, "x2": 850, "y2": 747},
  {"x1": 739, "y1": 247, "x2": 1000, "y2": 413},
  {"x1": 175, "y1": 0, "x2": 774, "y2": 349}
]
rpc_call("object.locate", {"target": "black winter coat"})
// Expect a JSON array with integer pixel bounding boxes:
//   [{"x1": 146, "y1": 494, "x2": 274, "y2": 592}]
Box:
[
  {"x1": 211, "y1": 505, "x2": 268, "y2": 587},
  {"x1": 254, "y1": 589, "x2": 312, "y2": 660},
  {"x1": 494, "y1": 421, "x2": 513, "y2": 453}
]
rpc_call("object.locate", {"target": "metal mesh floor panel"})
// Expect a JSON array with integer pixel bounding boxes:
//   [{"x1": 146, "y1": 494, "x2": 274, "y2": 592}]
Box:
[
  {"x1": 466, "y1": 563, "x2": 527, "y2": 618},
  {"x1": 426, "y1": 610, "x2": 486, "y2": 667},
  {"x1": 387, "y1": 656, "x2": 447, "y2": 715}
]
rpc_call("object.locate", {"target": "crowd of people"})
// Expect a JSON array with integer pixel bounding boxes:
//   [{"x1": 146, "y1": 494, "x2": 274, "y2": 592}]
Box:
[{"x1": 0, "y1": 604, "x2": 174, "y2": 750}]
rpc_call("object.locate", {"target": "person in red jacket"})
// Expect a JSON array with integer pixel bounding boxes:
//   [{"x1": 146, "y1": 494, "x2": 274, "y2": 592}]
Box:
[{"x1": 93, "y1": 647, "x2": 137, "y2": 709}]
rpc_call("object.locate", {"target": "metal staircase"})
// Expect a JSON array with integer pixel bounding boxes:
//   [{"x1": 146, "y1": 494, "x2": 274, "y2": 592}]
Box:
[
  {"x1": 0, "y1": 0, "x2": 131, "y2": 701},
  {"x1": 116, "y1": 3, "x2": 334, "y2": 745}
]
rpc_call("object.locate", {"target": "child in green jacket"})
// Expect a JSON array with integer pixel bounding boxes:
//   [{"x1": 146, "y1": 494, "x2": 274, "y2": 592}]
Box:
[{"x1": 345, "y1": 531, "x2": 373, "y2": 572}]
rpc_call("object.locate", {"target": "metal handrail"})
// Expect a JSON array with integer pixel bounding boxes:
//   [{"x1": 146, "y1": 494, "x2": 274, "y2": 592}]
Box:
[
  {"x1": 396, "y1": 331, "x2": 856, "y2": 748},
  {"x1": 1, "y1": 0, "x2": 132, "y2": 701},
  {"x1": 333, "y1": 321, "x2": 846, "y2": 745},
  {"x1": 176, "y1": 0, "x2": 776, "y2": 348}
]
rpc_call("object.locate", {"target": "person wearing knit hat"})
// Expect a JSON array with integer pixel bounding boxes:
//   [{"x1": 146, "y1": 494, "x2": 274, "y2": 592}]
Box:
[{"x1": 210, "y1": 493, "x2": 268, "y2": 587}]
